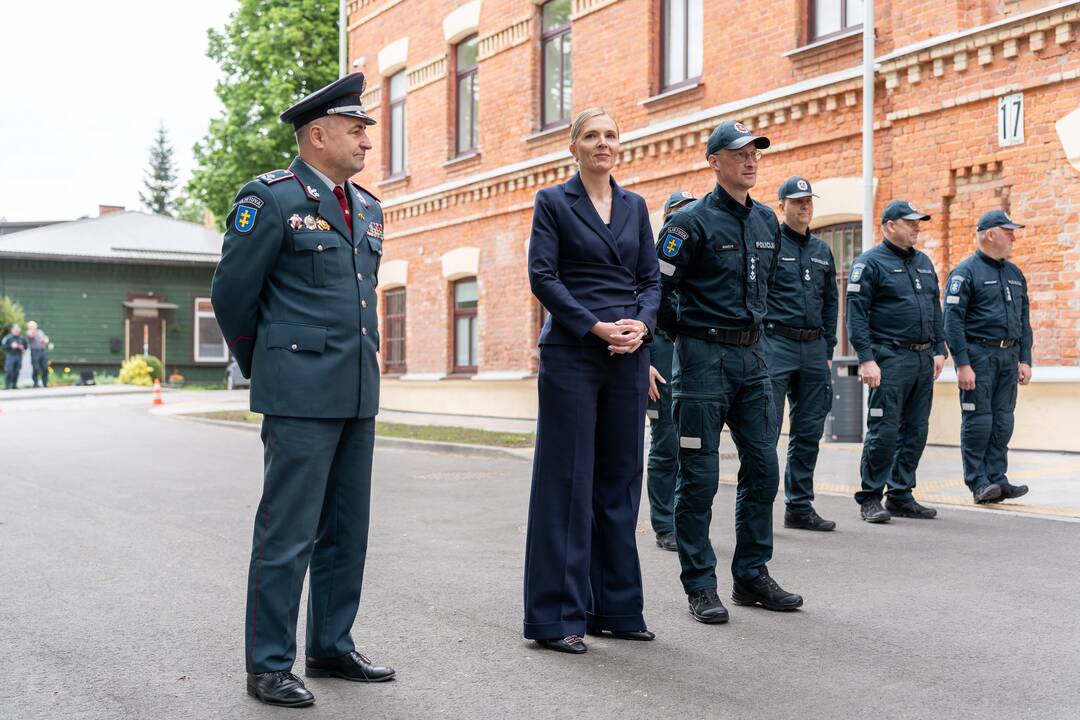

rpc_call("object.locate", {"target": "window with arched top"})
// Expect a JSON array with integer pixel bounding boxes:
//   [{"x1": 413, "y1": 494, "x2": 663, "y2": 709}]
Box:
[{"x1": 814, "y1": 221, "x2": 862, "y2": 357}]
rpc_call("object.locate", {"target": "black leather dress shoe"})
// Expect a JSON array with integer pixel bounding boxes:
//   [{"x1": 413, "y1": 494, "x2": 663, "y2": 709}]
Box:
[
  {"x1": 973, "y1": 483, "x2": 1003, "y2": 504},
  {"x1": 860, "y1": 498, "x2": 891, "y2": 523},
  {"x1": 586, "y1": 628, "x2": 655, "y2": 641},
  {"x1": 246, "y1": 671, "x2": 315, "y2": 708},
  {"x1": 885, "y1": 497, "x2": 937, "y2": 519},
  {"x1": 537, "y1": 635, "x2": 587, "y2": 654},
  {"x1": 731, "y1": 569, "x2": 803, "y2": 611},
  {"x1": 784, "y1": 509, "x2": 836, "y2": 531},
  {"x1": 305, "y1": 651, "x2": 395, "y2": 682},
  {"x1": 687, "y1": 588, "x2": 729, "y2": 624},
  {"x1": 655, "y1": 531, "x2": 677, "y2": 551},
  {"x1": 998, "y1": 483, "x2": 1029, "y2": 500}
]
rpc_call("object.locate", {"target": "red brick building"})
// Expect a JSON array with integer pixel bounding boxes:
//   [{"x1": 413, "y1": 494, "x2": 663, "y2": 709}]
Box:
[{"x1": 346, "y1": 0, "x2": 1080, "y2": 450}]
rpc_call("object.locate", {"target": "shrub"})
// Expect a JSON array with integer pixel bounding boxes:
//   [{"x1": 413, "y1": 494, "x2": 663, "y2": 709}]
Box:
[
  {"x1": 119, "y1": 356, "x2": 154, "y2": 386},
  {"x1": 130, "y1": 354, "x2": 163, "y2": 381}
]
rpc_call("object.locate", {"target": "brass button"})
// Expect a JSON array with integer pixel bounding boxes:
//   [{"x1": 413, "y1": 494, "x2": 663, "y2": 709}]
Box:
[
  {"x1": 354, "y1": 247, "x2": 359, "y2": 255},
  {"x1": 361, "y1": 300, "x2": 368, "y2": 309},
  {"x1": 290, "y1": 343, "x2": 298, "y2": 351},
  {"x1": 316, "y1": 244, "x2": 323, "y2": 252},
  {"x1": 356, "y1": 272, "x2": 363, "y2": 280},
  {"x1": 361, "y1": 327, "x2": 368, "y2": 336}
]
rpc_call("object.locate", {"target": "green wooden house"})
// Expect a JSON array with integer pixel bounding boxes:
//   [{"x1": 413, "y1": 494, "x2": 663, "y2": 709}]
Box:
[{"x1": 0, "y1": 211, "x2": 228, "y2": 382}]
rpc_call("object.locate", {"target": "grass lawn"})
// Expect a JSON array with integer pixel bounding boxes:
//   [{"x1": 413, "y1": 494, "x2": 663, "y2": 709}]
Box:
[{"x1": 190, "y1": 411, "x2": 535, "y2": 448}]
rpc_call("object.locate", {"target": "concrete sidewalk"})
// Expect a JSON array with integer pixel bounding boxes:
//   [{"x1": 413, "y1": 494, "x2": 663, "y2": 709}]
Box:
[{"x1": 148, "y1": 390, "x2": 1080, "y2": 521}]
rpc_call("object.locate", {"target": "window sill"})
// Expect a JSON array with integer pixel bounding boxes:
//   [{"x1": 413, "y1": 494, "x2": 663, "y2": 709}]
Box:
[
  {"x1": 377, "y1": 173, "x2": 410, "y2": 190},
  {"x1": 193, "y1": 357, "x2": 229, "y2": 364},
  {"x1": 442, "y1": 151, "x2": 482, "y2": 172},
  {"x1": 640, "y1": 79, "x2": 703, "y2": 111},
  {"x1": 524, "y1": 122, "x2": 570, "y2": 145},
  {"x1": 783, "y1": 27, "x2": 864, "y2": 58}
]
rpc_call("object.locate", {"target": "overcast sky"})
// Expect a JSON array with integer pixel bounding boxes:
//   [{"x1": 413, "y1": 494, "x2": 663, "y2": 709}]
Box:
[{"x1": 0, "y1": 1, "x2": 237, "y2": 221}]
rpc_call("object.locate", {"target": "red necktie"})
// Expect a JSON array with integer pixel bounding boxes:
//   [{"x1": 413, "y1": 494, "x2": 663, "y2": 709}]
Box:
[{"x1": 333, "y1": 186, "x2": 353, "y2": 235}]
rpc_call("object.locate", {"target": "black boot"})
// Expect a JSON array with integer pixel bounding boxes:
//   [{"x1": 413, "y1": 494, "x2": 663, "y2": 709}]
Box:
[
  {"x1": 784, "y1": 509, "x2": 836, "y2": 531},
  {"x1": 731, "y1": 569, "x2": 803, "y2": 611},
  {"x1": 885, "y1": 497, "x2": 937, "y2": 519},
  {"x1": 973, "y1": 483, "x2": 1002, "y2": 504},
  {"x1": 655, "y1": 530, "x2": 677, "y2": 551},
  {"x1": 860, "y1": 497, "x2": 891, "y2": 523},
  {"x1": 687, "y1": 588, "x2": 729, "y2": 624}
]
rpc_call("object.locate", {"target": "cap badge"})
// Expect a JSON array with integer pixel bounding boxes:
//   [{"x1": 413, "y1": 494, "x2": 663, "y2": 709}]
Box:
[
  {"x1": 797, "y1": 180, "x2": 809, "y2": 191},
  {"x1": 288, "y1": 214, "x2": 304, "y2": 231},
  {"x1": 733, "y1": 122, "x2": 749, "y2": 133}
]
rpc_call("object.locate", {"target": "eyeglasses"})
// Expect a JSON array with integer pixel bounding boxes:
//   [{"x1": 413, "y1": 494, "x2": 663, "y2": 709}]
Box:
[{"x1": 726, "y1": 148, "x2": 762, "y2": 164}]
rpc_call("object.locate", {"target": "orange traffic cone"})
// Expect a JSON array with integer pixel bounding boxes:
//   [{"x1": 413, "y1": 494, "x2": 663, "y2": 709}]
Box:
[{"x1": 152, "y1": 378, "x2": 164, "y2": 406}]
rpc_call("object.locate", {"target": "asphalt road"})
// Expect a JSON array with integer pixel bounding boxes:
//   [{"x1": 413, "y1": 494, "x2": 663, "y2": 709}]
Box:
[{"x1": 2, "y1": 398, "x2": 1077, "y2": 719}]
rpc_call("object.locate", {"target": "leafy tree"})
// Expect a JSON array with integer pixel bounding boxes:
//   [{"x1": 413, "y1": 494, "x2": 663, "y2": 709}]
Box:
[
  {"x1": 139, "y1": 123, "x2": 179, "y2": 216},
  {"x1": 188, "y1": 0, "x2": 340, "y2": 228},
  {"x1": 0, "y1": 296, "x2": 26, "y2": 367},
  {"x1": 175, "y1": 193, "x2": 211, "y2": 226}
]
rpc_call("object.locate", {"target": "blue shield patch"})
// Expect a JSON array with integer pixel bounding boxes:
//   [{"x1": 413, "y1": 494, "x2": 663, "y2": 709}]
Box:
[
  {"x1": 849, "y1": 264, "x2": 864, "y2": 283},
  {"x1": 949, "y1": 278, "x2": 961, "y2": 294},
  {"x1": 662, "y1": 234, "x2": 683, "y2": 258},
  {"x1": 234, "y1": 204, "x2": 259, "y2": 234}
]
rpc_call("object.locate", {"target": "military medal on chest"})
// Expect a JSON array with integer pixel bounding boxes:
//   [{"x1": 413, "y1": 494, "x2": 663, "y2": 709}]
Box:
[
  {"x1": 288, "y1": 213, "x2": 304, "y2": 231},
  {"x1": 315, "y1": 217, "x2": 331, "y2": 232},
  {"x1": 304, "y1": 215, "x2": 317, "y2": 230}
]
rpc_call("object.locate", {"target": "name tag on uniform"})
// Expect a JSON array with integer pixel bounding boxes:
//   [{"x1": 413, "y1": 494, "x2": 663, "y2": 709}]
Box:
[
  {"x1": 847, "y1": 283, "x2": 861, "y2": 293},
  {"x1": 780, "y1": 256, "x2": 797, "y2": 262},
  {"x1": 917, "y1": 268, "x2": 934, "y2": 274},
  {"x1": 717, "y1": 243, "x2": 738, "y2": 251},
  {"x1": 891, "y1": 268, "x2": 904, "y2": 273},
  {"x1": 1007, "y1": 279, "x2": 1022, "y2": 286},
  {"x1": 983, "y1": 280, "x2": 998, "y2": 285}
]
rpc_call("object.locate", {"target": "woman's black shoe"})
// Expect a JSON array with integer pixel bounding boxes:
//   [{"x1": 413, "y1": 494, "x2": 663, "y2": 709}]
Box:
[
  {"x1": 537, "y1": 635, "x2": 587, "y2": 654},
  {"x1": 587, "y1": 628, "x2": 655, "y2": 641}
]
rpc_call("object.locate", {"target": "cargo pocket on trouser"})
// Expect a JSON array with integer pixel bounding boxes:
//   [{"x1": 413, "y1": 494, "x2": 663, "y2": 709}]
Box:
[{"x1": 671, "y1": 397, "x2": 722, "y2": 512}]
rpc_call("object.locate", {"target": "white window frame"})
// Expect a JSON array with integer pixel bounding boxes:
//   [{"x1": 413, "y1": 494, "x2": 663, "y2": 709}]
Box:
[{"x1": 193, "y1": 297, "x2": 229, "y2": 363}]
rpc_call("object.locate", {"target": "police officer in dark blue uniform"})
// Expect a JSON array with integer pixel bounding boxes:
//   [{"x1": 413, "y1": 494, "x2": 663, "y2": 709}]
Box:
[
  {"x1": 944, "y1": 210, "x2": 1033, "y2": 504},
  {"x1": 2, "y1": 324, "x2": 27, "y2": 390},
  {"x1": 765, "y1": 177, "x2": 838, "y2": 532},
  {"x1": 657, "y1": 121, "x2": 803, "y2": 624},
  {"x1": 647, "y1": 190, "x2": 696, "y2": 552},
  {"x1": 211, "y1": 73, "x2": 395, "y2": 708},
  {"x1": 847, "y1": 201, "x2": 946, "y2": 524}
]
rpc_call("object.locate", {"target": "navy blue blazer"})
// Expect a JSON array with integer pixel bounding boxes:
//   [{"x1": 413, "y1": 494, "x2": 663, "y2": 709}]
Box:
[{"x1": 528, "y1": 174, "x2": 661, "y2": 346}]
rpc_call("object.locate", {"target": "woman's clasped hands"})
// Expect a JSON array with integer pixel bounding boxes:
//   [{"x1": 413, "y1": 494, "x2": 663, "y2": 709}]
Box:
[{"x1": 591, "y1": 319, "x2": 647, "y2": 355}]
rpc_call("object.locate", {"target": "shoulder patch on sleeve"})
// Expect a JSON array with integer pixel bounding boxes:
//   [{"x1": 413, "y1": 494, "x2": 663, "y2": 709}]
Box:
[
  {"x1": 661, "y1": 227, "x2": 688, "y2": 258},
  {"x1": 849, "y1": 262, "x2": 866, "y2": 283},
  {"x1": 948, "y1": 275, "x2": 965, "y2": 295},
  {"x1": 233, "y1": 201, "x2": 260, "y2": 234},
  {"x1": 665, "y1": 225, "x2": 689, "y2": 240},
  {"x1": 256, "y1": 169, "x2": 295, "y2": 185},
  {"x1": 236, "y1": 194, "x2": 265, "y2": 209}
]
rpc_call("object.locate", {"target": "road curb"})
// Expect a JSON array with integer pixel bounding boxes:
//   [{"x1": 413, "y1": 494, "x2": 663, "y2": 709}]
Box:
[{"x1": 167, "y1": 414, "x2": 532, "y2": 461}]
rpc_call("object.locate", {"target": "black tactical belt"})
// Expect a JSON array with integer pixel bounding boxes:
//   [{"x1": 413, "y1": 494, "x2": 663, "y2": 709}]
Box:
[
  {"x1": 678, "y1": 325, "x2": 761, "y2": 346},
  {"x1": 968, "y1": 337, "x2": 1018, "y2": 348},
  {"x1": 900, "y1": 341, "x2": 933, "y2": 352},
  {"x1": 766, "y1": 323, "x2": 823, "y2": 342}
]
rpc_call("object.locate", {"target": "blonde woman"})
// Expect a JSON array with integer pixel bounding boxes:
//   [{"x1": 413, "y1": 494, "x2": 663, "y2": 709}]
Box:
[{"x1": 523, "y1": 108, "x2": 660, "y2": 654}]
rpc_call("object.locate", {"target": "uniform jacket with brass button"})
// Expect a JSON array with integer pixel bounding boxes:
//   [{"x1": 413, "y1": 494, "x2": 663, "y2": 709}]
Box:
[{"x1": 211, "y1": 157, "x2": 383, "y2": 418}]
